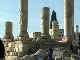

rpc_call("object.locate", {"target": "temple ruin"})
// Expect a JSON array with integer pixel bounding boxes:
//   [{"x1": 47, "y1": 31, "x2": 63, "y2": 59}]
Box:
[{"x1": 0, "y1": 0, "x2": 80, "y2": 60}]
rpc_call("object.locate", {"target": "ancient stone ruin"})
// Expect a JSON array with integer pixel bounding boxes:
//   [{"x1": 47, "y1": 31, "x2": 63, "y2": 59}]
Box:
[{"x1": 1, "y1": 0, "x2": 80, "y2": 60}]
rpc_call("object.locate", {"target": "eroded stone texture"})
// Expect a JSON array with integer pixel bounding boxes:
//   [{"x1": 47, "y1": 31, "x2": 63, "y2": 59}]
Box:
[
  {"x1": 19, "y1": 0, "x2": 28, "y2": 38},
  {"x1": 15, "y1": 0, "x2": 34, "y2": 58},
  {"x1": 63, "y1": 0, "x2": 74, "y2": 43},
  {"x1": 52, "y1": 20, "x2": 59, "y2": 41},
  {"x1": 41, "y1": 7, "x2": 50, "y2": 38},
  {"x1": 3, "y1": 21, "x2": 14, "y2": 40}
]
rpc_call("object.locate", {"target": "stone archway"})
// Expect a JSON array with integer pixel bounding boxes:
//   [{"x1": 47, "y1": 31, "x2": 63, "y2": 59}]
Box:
[{"x1": 0, "y1": 39, "x2": 5, "y2": 59}]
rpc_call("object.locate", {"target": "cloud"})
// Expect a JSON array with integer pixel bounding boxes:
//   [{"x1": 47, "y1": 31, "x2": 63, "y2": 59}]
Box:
[
  {"x1": 0, "y1": 17, "x2": 14, "y2": 23},
  {"x1": 0, "y1": 11, "x2": 17, "y2": 23},
  {"x1": 0, "y1": 11, "x2": 17, "y2": 17}
]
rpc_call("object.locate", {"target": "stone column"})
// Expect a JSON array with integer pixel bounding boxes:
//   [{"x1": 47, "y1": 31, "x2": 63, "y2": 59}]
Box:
[
  {"x1": 52, "y1": 20, "x2": 59, "y2": 41},
  {"x1": 75, "y1": 25, "x2": 79, "y2": 40},
  {"x1": 72, "y1": 0, "x2": 74, "y2": 40},
  {"x1": 2, "y1": 21, "x2": 14, "y2": 60},
  {"x1": 41, "y1": 7, "x2": 50, "y2": 38},
  {"x1": 3, "y1": 21, "x2": 14, "y2": 40},
  {"x1": 19, "y1": 0, "x2": 29, "y2": 38},
  {"x1": 63, "y1": 0, "x2": 73, "y2": 42},
  {"x1": 16, "y1": 0, "x2": 33, "y2": 58}
]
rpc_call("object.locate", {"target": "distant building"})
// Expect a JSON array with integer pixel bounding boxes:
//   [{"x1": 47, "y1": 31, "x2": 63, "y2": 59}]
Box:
[
  {"x1": 29, "y1": 29, "x2": 64, "y2": 40},
  {"x1": 29, "y1": 32, "x2": 41, "y2": 40}
]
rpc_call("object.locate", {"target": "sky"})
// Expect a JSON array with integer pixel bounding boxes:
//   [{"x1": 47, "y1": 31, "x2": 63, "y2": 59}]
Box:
[{"x1": 0, "y1": 0, "x2": 80, "y2": 38}]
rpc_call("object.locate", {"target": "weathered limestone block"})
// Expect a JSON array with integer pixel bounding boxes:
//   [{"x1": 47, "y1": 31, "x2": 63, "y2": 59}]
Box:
[
  {"x1": 4, "y1": 43, "x2": 8, "y2": 47},
  {"x1": 14, "y1": 52, "x2": 18, "y2": 56},
  {"x1": 19, "y1": 44, "x2": 23, "y2": 48},
  {"x1": 62, "y1": 57, "x2": 72, "y2": 60},
  {"x1": 62, "y1": 36, "x2": 72, "y2": 43},
  {"x1": 5, "y1": 21, "x2": 12, "y2": 34},
  {"x1": 52, "y1": 20, "x2": 59, "y2": 40},
  {"x1": 15, "y1": 44, "x2": 19, "y2": 48},
  {"x1": 55, "y1": 57, "x2": 62, "y2": 60},
  {"x1": 5, "y1": 56, "x2": 18, "y2": 60},
  {"x1": 41, "y1": 7, "x2": 50, "y2": 38},
  {"x1": 63, "y1": 50, "x2": 72, "y2": 57},
  {"x1": 9, "y1": 52, "x2": 13, "y2": 56},
  {"x1": 3, "y1": 21, "x2": 14, "y2": 41},
  {"x1": 14, "y1": 47, "x2": 19, "y2": 52},
  {"x1": 15, "y1": 40, "x2": 32, "y2": 44},
  {"x1": 8, "y1": 42, "x2": 14, "y2": 47},
  {"x1": 18, "y1": 47, "x2": 29, "y2": 52},
  {"x1": 6, "y1": 52, "x2": 14, "y2": 56},
  {"x1": 72, "y1": 55, "x2": 80, "y2": 60},
  {"x1": 53, "y1": 51, "x2": 63, "y2": 58},
  {"x1": 18, "y1": 52, "x2": 25, "y2": 57},
  {"x1": 5, "y1": 47, "x2": 12, "y2": 52},
  {"x1": 18, "y1": 37, "x2": 26, "y2": 41},
  {"x1": 15, "y1": 41, "x2": 22, "y2": 44},
  {"x1": 72, "y1": 46, "x2": 78, "y2": 54}
]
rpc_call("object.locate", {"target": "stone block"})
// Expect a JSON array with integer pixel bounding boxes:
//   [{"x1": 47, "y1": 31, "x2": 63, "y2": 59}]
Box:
[
  {"x1": 63, "y1": 50, "x2": 72, "y2": 57},
  {"x1": 18, "y1": 37, "x2": 26, "y2": 41},
  {"x1": 18, "y1": 52, "x2": 25, "y2": 57},
  {"x1": 5, "y1": 56, "x2": 18, "y2": 60},
  {"x1": 72, "y1": 55, "x2": 80, "y2": 60},
  {"x1": 5, "y1": 47, "x2": 12, "y2": 52},
  {"x1": 15, "y1": 44, "x2": 19, "y2": 48},
  {"x1": 19, "y1": 44, "x2": 23, "y2": 47},
  {"x1": 18, "y1": 47, "x2": 29, "y2": 52},
  {"x1": 15, "y1": 47, "x2": 19, "y2": 52},
  {"x1": 55, "y1": 57, "x2": 62, "y2": 60},
  {"x1": 14, "y1": 52, "x2": 18, "y2": 56},
  {"x1": 62, "y1": 57, "x2": 72, "y2": 60},
  {"x1": 9, "y1": 52, "x2": 13, "y2": 56},
  {"x1": 8, "y1": 43, "x2": 12, "y2": 47},
  {"x1": 4, "y1": 43, "x2": 8, "y2": 47},
  {"x1": 15, "y1": 41, "x2": 22, "y2": 44},
  {"x1": 53, "y1": 51, "x2": 63, "y2": 57},
  {"x1": 3, "y1": 39, "x2": 13, "y2": 42},
  {"x1": 72, "y1": 46, "x2": 78, "y2": 54}
]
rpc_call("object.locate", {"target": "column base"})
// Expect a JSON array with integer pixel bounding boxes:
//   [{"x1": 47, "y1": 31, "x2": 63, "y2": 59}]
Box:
[
  {"x1": 41, "y1": 34, "x2": 51, "y2": 39},
  {"x1": 62, "y1": 36, "x2": 73, "y2": 43},
  {"x1": 18, "y1": 32, "x2": 29, "y2": 38}
]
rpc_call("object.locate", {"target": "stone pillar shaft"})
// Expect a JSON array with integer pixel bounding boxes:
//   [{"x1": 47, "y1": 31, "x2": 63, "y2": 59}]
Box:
[
  {"x1": 52, "y1": 20, "x2": 59, "y2": 40},
  {"x1": 72, "y1": 0, "x2": 74, "y2": 40},
  {"x1": 41, "y1": 7, "x2": 50, "y2": 37},
  {"x1": 5, "y1": 21, "x2": 12, "y2": 34},
  {"x1": 75, "y1": 25, "x2": 79, "y2": 40},
  {"x1": 64, "y1": 0, "x2": 74, "y2": 42},
  {"x1": 19, "y1": 0, "x2": 28, "y2": 36},
  {"x1": 4, "y1": 21, "x2": 13, "y2": 39},
  {"x1": 75, "y1": 26, "x2": 79, "y2": 33}
]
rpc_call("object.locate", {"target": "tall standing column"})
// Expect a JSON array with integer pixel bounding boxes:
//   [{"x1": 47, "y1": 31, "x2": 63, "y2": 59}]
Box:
[
  {"x1": 63, "y1": 0, "x2": 73, "y2": 42},
  {"x1": 72, "y1": 0, "x2": 74, "y2": 40},
  {"x1": 17, "y1": 0, "x2": 30, "y2": 58},
  {"x1": 52, "y1": 20, "x2": 59, "y2": 40},
  {"x1": 41, "y1": 7, "x2": 50, "y2": 38},
  {"x1": 19, "y1": 0, "x2": 28, "y2": 38}
]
